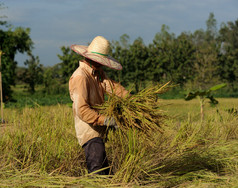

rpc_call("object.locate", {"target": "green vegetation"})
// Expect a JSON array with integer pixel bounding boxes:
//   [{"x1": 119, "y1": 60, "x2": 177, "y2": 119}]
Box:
[
  {"x1": 1, "y1": 10, "x2": 238, "y2": 101},
  {"x1": 1, "y1": 97, "x2": 238, "y2": 187},
  {"x1": 104, "y1": 13, "x2": 238, "y2": 96},
  {"x1": 185, "y1": 83, "x2": 227, "y2": 121},
  {"x1": 20, "y1": 54, "x2": 43, "y2": 94},
  {"x1": 5, "y1": 85, "x2": 71, "y2": 108},
  {"x1": 1, "y1": 4, "x2": 238, "y2": 187},
  {"x1": 0, "y1": 7, "x2": 33, "y2": 101}
]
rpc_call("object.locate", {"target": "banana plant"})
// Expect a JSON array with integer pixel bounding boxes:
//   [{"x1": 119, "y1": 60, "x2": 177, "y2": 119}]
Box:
[{"x1": 185, "y1": 83, "x2": 227, "y2": 121}]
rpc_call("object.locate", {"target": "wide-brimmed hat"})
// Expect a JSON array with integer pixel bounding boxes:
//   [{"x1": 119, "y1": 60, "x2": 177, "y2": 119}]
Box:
[{"x1": 71, "y1": 36, "x2": 122, "y2": 70}]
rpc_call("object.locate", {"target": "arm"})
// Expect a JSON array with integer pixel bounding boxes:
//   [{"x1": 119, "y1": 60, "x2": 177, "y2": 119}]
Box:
[
  {"x1": 69, "y1": 75, "x2": 106, "y2": 126},
  {"x1": 102, "y1": 75, "x2": 128, "y2": 98}
]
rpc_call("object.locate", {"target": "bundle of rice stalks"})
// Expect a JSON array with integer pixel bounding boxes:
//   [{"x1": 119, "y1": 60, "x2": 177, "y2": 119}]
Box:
[{"x1": 97, "y1": 82, "x2": 172, "y2": 136}]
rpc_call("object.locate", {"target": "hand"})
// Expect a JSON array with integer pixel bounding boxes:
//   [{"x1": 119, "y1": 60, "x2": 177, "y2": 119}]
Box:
[{"x1": 104, "y1": 117, "x2": 118, "y2": 128}]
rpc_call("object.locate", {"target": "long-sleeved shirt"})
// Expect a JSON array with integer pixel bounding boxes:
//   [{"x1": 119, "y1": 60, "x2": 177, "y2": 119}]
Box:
[{"x1": 69, "y1": 61, "x2": 128, "y2": 146}]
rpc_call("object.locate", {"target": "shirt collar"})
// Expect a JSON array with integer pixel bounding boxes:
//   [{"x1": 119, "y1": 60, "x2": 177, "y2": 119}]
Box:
[
  {"x1": 80, "y1": 61, "x2": 103, "y2": 76},
  {"x1": 80, "y1": 61, "x2": 94, "y2": 75}
]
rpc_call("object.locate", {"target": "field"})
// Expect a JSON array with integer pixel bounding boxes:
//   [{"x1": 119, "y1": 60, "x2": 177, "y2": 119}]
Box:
[{"x1": 0, "y1": 97, "x2": 238, "y2": 187}]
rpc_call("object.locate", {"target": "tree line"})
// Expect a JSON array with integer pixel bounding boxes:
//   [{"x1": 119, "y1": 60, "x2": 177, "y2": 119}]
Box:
[
  {"x1": 105, "y1": 13, "x2": 238, "y2": 94},
  {"x1": 58, "y1": 13, "x2": 238, "y2": 94},
  {"x1": 1, "y1": 12, "x2": 238, "y2": 102}
]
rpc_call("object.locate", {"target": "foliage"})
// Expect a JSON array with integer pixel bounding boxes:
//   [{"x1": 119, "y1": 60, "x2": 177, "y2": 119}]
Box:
[
  {"x1": 147, "y1": 27, "x2": 196, "y2": 86},
  {"x1": 108, "y1": 35, "x2": 150, "y2": 92},
  {"x1": 9, "y1": 13, "x2": 234, "y2": 97},
  {"x1": 0, "y1": 10, "x2": 33, "y2": 101},
  {"x1": 188, "y1": 44, "x2": 220, "y2": 90},
  {"x1": 1, "y1": 10, "x2": 238, "y2": 101},
  {"x1": 127, "y1": 37, "x2": 149, "y2": 92},
  {"x1": 42, "y1": 64, "x2": 68, "y2": 95},
  {"x1": 20, "y1": 54, "x2": 43, "y2": 93},
  {"x1": 5, "y1": 84, "x2": 70, "y2": 108},
  {"x1": 57, "y1": 46, "x2": 82, "y2": 84},
  {"x1": 218, "y1": 19, "x2": 238, "y2": 90},
  {"x1": 104, "y1": 14, "x2": 237, "y2": 94},
  {"x1": 186, "y1": 13, "x2": 221, "y2": 91},
  {"x1": 185, "y1": 83, "x2": 227, "y2": 121}
]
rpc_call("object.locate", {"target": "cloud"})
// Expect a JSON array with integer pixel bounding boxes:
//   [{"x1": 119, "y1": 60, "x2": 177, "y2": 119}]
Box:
[{"x1": 2, "y1": 0, "x2": 238, "y2": 66}]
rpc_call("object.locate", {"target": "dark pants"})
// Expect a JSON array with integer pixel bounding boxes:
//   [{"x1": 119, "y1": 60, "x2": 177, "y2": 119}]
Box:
[{"x1": 82, "y1": 137, "x2": 110, "y2": 175}]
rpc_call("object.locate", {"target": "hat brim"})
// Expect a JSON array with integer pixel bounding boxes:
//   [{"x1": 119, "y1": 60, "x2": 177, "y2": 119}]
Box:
[{"x1": 71, "y1": 45, "x2": 122, "y2": 70}]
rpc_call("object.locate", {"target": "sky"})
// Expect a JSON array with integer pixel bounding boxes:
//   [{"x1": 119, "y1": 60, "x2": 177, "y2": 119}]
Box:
[{"x1": 1, "y1": 0, "x2": 238, "y2": 67}]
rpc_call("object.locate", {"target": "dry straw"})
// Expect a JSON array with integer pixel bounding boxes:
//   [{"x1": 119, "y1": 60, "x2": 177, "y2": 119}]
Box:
[{"x1": 97, "y1": 82, "x2": 172, "y2": 136}]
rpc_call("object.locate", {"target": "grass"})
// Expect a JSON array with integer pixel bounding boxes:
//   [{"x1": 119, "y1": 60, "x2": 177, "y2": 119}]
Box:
[
  {"x1": 0, "y1": 96, "x2": 238, "y2": 187},
  {"x1": 6, "y1": 84, "x2": 71, "y2": 108}
]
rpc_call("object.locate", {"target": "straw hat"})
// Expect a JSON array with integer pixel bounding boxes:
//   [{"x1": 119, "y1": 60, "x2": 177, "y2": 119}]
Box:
[{"x1": 71, "y1": 36, "x2": 122, "y2": 70}]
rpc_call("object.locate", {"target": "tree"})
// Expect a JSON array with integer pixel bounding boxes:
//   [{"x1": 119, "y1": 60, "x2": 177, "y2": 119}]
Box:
[
  {"x1": 218, "y1": 19, "x2": 238, "y2": 91},
  {"x1": 170, "y1": 33, "x2": 196, "y2": 85},
  {"x1": 22, "y1": 54, "x2": 43, "y2": 93},
  {"x1": 53, "y1": 13, "x2": 238, "y2": 96},
  {"x1": 187, "y1": 43, "x2": 220, "y2": 90},
  {"x1": 42, "y1": 64, "x2": 64, "y2": 95},
  {"x1": 57, "y1": 46, "x2": 81, "y2": 83},
  {"x1": 128, "y1": 37, "x2": 149, "y2": 92},
  {"x1": 119, "y1": 34, "x2": 130, "y2": 49},
  {"x1": 110, "y1": 35, "x2": 149, "y2": 92},
  {"x1": 147, "y1": 25, "x2": 195, "y2": 86},
  {"x1": 0, "y1": 7, "x2": 33, "y2": 100},
  {"x1": 147, "y1": 25, "x2": 175, "y2": 83},
  {"x1": 108, "y1": 34, "x2": 131, "y2": 85},
  {"x1": 188, "y1": 13, "x2": 221, "y2": 90},
  {"x1": 206, "y1": 12, "x2": 217, "y2": 42}
]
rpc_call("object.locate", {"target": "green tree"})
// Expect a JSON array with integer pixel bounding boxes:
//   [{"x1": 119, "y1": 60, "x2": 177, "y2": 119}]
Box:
[
  {"x1": 147, "y1": 25, "x2": 195, "y2": 86},
  {"x1": 22, "y1": 54, "x2": 43, "y2": 93},
  {"x1": 218, "y1": 19, "x2": 238, "y2": 91},
  {"x1": 147, "y1": 25, "x2": 174, "y2": 83},
  {"x1": 171, "y1": 33, "x2": 196, "y2": 85},
  {"x1": 188, "y1": 13, "x2": 221, "y2": 90},
  {"x1": 205, "y1": 12, "x2": 217, "y2": 42},
  {"x1": 110, "y1": 35, "x2": 149, "y2": 92},
  {"x1": 189, "y1": 44, "x2": 220, "y2": 90},
  {"x1": 128, "y1": 37, "x2": 149, "y2": 92},
  {"x1": 0, "y1": 7, "x2": 33, "y2": 100},
  {"x1": 108, "y1": 34, "x2": 131, "y2": 85},
  {"x1": 42, "y1": 64, "x2": 65, "y2": 95},
  {"x1": 119, "y1": 34, "x2": 130, "y2": 49},
  {"x1": 57, "y1": 46, "x2": 81, "y2": 83},
  {"x1": 15, "y1": 66, "x2": 26, "y2": 84}
]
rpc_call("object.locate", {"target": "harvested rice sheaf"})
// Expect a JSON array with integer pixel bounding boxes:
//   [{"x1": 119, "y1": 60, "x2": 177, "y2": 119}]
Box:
[{"x1": 97, "y1": 82, "x2": 171, "y2": 135}]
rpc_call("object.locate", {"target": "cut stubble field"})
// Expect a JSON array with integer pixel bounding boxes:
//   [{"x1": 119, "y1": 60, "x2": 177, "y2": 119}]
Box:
[{"x1": 0, "y1": 98, "x2": 238, "y2": 187}]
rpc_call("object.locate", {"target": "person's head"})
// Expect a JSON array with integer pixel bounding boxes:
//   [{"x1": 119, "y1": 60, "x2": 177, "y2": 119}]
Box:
[
  {"x1": 84, "y1": 57, "x2": 102, "y2": 70},
  {"x1": 71, "y1": 36, "x2": 122, "y2": 70}
]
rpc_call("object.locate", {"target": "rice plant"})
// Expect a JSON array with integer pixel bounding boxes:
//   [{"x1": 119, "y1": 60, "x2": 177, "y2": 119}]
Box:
[
  {"x1": 97, "y1": 82, "x2": 172, "y2": 137},
  {"x1": 0, "y1": 97, "x2": 238, "y2": 187}
]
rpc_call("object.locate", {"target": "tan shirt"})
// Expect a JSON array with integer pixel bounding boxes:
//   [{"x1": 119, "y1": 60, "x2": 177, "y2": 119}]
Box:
[{"x1": 69, "y1": 61, "x2": 128, "y2": 146}]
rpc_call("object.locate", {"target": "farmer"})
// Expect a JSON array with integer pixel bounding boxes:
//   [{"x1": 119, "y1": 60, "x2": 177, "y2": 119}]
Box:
[{"x1": 69, "y1": 36, "x2": 128, "y2": 175}]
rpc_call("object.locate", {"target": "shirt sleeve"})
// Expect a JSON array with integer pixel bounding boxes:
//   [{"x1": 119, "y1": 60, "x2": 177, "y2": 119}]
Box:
[
  {"x1": 103, "y1": 76, "x2": 128, "y2": 98},
  {"x1": 69, "y1": 75, "x2": 106, "y2": 126}
]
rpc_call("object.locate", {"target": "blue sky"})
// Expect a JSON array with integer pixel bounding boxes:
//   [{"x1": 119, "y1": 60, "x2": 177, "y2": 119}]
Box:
[{"x1": 1, "y1": 0, "x2": 238, "y2": 67}]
